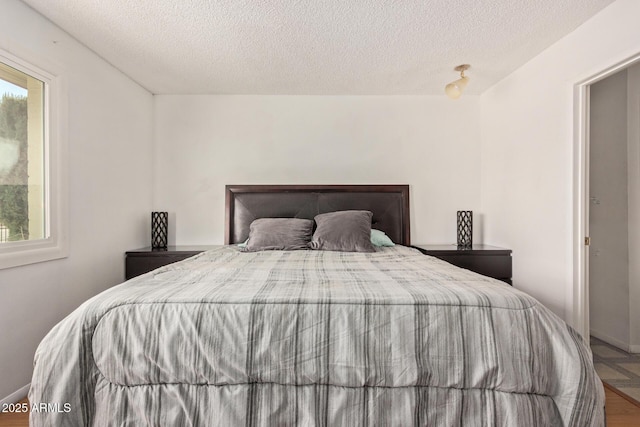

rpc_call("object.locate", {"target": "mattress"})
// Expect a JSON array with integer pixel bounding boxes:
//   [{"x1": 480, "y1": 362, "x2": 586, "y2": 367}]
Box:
[{"x1": 30, "y1": 246, "x2": 604, "y2": 426}]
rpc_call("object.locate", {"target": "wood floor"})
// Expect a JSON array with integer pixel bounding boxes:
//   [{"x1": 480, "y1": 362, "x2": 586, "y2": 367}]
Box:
[
  {"x1": 1, "y1": 385, "x2": 639, "y2": 426},
  {"x1": 605, "y1": 383, "x2": 640, "y2": 426}
]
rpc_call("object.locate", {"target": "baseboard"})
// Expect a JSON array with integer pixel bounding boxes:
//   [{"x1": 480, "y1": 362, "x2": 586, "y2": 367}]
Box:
[
  {"x1": 590, "y1": 329, "x2": 630, "y2": 352},
  {"x1": 0, "y1": 383, "x2": 30, "y2": 406}
]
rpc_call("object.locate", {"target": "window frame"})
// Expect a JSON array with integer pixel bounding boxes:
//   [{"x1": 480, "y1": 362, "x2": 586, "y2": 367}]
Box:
[{"x1": 0, "y1": 48, "x2": 67, "y2": 270}]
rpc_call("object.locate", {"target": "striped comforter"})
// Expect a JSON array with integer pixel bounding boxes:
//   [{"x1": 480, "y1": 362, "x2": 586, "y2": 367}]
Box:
[{"x1": 30, "y1": 246, "x2": 604, "y2": 426}]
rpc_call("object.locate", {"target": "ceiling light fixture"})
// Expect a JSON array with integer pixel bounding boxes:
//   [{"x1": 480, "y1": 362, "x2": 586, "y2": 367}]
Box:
[{"x1": 445, "y1": 64, "x2": 470, "y2": 99}]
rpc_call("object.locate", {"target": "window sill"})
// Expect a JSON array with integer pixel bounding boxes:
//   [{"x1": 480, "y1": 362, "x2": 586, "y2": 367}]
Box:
[{"x1": 0, "y1": 237, "x2": 68, "y2": 270}]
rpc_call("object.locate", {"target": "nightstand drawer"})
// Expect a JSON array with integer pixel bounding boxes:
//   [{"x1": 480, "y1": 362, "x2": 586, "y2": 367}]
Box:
[
  {"x1": 434, "y1": 254, "x2": 512, "y2": 282},
  {"x1": 125, "y1": 254, "x2": 195, "y2": 280},
  {"x1": 125, "y1": 246, "x2": 219, "y2": 280},
  {"x1": 412, "y1": 244, "x2": 513, "y2": 285}
]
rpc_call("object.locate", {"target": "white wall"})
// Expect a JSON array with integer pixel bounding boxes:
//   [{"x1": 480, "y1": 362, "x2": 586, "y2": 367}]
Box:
[
  {"x1": 588, "y1": 70, "x2": 629, "y2": 347},
  {"x1": 153, "y1": 95, "x2": 482, "y2": 245},
  {"x1": 0, "y1": 0, "x2": 153, "y2": 402},
  {"x1": 480, "y1": 0, "x2": 640, "y2": 319}
]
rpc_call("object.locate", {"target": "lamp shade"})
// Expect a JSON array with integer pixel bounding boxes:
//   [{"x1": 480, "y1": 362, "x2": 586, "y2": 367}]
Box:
[
  {"x1": 445, "y1": 76, "x2": 469, "y2": 99},
  {"x1": 151, "y1": 212, "x2": 168, "y2": 249}
]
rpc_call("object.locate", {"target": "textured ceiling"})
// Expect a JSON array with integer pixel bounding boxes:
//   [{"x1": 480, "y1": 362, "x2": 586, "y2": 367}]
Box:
[{"x1": 20, "y1": 0, "x2": 615, "y2": 95}]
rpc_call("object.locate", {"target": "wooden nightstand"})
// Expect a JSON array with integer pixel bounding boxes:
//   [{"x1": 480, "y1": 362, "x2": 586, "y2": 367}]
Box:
[
  {"x1": 125, "y1": 245, "x2": 219, "y2": 280},
  {"x1": 411, "y1": 244, "x2": 512, "y2": 285}
]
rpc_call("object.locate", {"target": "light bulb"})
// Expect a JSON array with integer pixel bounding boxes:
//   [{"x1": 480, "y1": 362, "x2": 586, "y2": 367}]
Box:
[
  {"x1": 445, "y1": 83, "x2": 461, "y2": 99},
  {"x1": 456, "y1": 76, "x2": 469, "y2": 90},
  {"x1": 445, "y1": 76, "x2": 469, "y2": 99}
]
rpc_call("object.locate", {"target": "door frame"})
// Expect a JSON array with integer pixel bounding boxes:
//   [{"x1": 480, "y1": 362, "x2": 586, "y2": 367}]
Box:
[{"x1": 573, "y1": 53, "x2": 640, "y2": 339}]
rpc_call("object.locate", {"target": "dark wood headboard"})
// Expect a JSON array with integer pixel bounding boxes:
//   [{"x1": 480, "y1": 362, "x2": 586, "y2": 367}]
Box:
[{"x1": 225, "y1": 185, "x2": 410, "y2": 245}]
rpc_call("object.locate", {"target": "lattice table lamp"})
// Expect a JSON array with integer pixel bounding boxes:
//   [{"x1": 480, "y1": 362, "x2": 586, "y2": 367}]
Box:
[
  {"x1": 457, "y1": 211, "x2": 472, "y2": 248},
  {"x1": 151, "y1": 212, "x2": 168, "y2": 249}
]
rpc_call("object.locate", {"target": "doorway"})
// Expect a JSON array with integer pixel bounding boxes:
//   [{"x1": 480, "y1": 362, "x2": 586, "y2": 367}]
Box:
[
  {"x1": 588, "y1": 68, "x2": 633, "y2": 352},
  {"x1": 575, "y1": 54, "x2": 640, "y2": 403}
]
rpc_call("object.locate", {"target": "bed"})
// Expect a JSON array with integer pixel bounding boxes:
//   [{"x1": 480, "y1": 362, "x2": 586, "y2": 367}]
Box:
[{"x1": 30, "y1": 185, "x2": 604, "y2": 426}]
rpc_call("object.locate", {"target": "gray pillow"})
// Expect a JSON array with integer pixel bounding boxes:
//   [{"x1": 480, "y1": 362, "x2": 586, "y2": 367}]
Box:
[
  {"x1": 244, "y1": 218, "x2": 313, "y2": 251},
  {"x1": 311, "y1": 210, "x2": 376, "y2": 253}
]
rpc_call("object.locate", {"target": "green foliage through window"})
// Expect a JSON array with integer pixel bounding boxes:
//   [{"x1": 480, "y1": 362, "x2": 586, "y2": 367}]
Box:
[{"x1": 0, "y1": 93, "x2": 29, "y2": 241}]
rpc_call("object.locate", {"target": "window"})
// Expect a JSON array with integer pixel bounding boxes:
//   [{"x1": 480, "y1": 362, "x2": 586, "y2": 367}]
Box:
[
  {"x1": 0, "y1": 49, "x2": 66, "y2": 269},
  {"x1": 0, "y1": 62, "x2": 45, "y2": 243}
]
